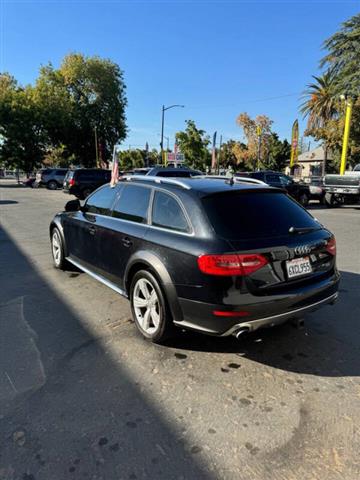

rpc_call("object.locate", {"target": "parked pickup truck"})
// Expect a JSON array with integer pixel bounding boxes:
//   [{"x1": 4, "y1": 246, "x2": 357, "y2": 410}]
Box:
[{"x1": 324, "y1": 164, "x2": 360, "y2": 207}]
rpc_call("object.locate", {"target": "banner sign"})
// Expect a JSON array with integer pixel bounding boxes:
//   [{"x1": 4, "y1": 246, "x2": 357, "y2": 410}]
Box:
[{"x1": 290, "y1": 119, "x2": 299, "y2": 168}]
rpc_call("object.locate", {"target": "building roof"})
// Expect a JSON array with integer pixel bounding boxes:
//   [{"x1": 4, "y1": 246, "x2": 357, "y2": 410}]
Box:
[{"x1": 297, "y1": 145, "x2": 333, "y2": 162}]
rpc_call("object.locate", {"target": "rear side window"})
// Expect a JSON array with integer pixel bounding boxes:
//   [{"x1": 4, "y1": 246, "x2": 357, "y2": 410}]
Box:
[
  {"x1": 265, "y1": 174, "x2": 281, "y2": 184},
  {"x1": 85, "y1": 186, "x2": 117, "y2": 215},
  {"x1": 152, "y1": 191, "x2": 189, "y2": 232},
  {"x1": 55, "y1": 169, "x2": 66, "y2": 175},
  {"x1": 202, "y1": 191, "x2": 319, "y2": 239},
  {"x1": 112, "y1": 185, "x2": 151, "y2": 223}
]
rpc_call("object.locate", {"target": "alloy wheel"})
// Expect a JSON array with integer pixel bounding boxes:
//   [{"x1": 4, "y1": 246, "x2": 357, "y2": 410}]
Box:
[
  {"x1": 133, "y1": 278, "x2": 161, "y2": 335},
  {"x1": 52, "y1": 230, "x2": 62, "y2": 266}
]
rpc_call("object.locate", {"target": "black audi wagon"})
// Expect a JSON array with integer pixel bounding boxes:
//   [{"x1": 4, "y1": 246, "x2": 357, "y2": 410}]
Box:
[{"x1": 50, "y1": 175, "x2": 339, "y2": 343}]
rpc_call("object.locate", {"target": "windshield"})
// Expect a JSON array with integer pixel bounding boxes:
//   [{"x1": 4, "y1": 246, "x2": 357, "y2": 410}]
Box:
[{"x1": 202, "y1": 191, "x2": 319, "y2": 240}]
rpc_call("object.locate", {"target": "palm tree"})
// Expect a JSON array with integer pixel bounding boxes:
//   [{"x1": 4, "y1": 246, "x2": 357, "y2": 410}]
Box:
[{"x1": 300, "y1": 69, "x2": 339, "y2": 175}]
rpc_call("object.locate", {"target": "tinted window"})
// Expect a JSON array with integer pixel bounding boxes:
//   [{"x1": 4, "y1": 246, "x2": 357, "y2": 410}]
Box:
[
  {"x1": 112, "y1": 185, "x2": 151, "y2": 223},
  {"x1": 265, "y1": 174, "x2": 281, "y2": 184},
  {"x1": 156, "y1": 170, "x2": 192, "y2": 178},
  {"x1": 85, "y1": 186, "x2": 117, "y2": 215},
  {"x1": 55, "y1": 169, "x2": 66, "y2": 175},
  {"x1": 202, "y1": 191, "x2": 319, "y2": 239},
  {"x1": 152, "y1": 191, "x2": 189, "y2": 232},
  {"x1": 279, "y1": 174, "x2": 292, "y2": 186},
  {"x1": 77, "y1": 170, "x2": 109, "y2": 180}
]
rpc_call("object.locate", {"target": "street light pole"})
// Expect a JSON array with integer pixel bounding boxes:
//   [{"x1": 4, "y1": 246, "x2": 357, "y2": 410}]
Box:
[
  {"x1": 160, "y1": 106, "x2": 165, "y2": 163},
  {"x1": 160, "y1": 104, "x2": 184, "y2": 164}
]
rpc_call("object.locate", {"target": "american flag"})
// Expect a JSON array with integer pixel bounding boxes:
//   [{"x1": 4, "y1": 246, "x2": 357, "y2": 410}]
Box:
[{"x1": 110, "y1": 146, "x2": 119, "y2": 187}]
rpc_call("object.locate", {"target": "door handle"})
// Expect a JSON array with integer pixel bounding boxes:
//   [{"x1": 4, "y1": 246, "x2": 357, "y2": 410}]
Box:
[
  {"x1": 88, "y1": 225, "x2": 96, "y2": 235},
  {"x1": 122, "y1": 237, "x2": 132, "y2": 247}
]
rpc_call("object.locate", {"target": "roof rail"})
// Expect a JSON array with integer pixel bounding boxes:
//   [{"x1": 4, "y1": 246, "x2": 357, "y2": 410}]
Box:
[
  {"x1": 234, "y1": 176, "x2": 267, "y2": 185},
  {"x1": 120, "y1": 175, "x2": 192, "y2": 190},
  {"x1": 196, "y1": 175, "x2": 266, "y2": 185}
]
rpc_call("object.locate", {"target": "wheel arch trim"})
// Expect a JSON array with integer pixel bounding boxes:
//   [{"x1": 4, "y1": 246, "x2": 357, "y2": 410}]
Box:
[
  {"x1": 125, "y1": 251, "x2": 183, "y2": 322},
  {"x1": 49, "y1": 217, "x2": 68, "y2": 257}
]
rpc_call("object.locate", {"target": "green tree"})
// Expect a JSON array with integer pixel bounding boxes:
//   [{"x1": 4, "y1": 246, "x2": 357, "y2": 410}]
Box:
[
  {"x1": 35, "y1": 53, "x2": 127, "y2": 167},
  {"x1": 118, "y1": 149, "x2": 144, "y2": 171},
  {"x1": 236, "y1": 113, "x2": 273, "y2": 169},
  {"x1": 218, "y1": 140, "x2": 248, "y2": 170},
  {"x1": 0, "y1": 74, "x2": 45, "y2": 172},
  {"x1": 266, "y1": 134, "x2": 291, "y2": 171},
  {"x1": 321, "y1": 13, "x2": 360, "y2": 96},
  {"x1": 300, "y1": 70, "x2": 340, "y2": 174},
  {"x1": 175, "y1": 120, "x2": 210, "y2": 170}
]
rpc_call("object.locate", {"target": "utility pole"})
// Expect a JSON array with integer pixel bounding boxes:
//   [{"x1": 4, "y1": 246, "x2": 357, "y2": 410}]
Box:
[
  {"x1": 218, "y1": 135, "x2": 222, "y2": 174},
  {"x1": 256, "y1": 125, "x2": 262, "y2": 171},
  {"x1": 340, "y1": 95, "x2": 353, "y2": 175},
  {"x1": 94, "y1": 126, "x2": 99, "y2": 167},
  {"x1": 160, "y1": 104, "x2": 184, "y2": 164}
]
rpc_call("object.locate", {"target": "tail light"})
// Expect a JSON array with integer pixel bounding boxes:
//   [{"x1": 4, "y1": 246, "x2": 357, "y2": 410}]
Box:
[
  {"x1": 325, "y1": 237, "x2": 336, "y2": 256},
  {"x1": 69, "y1": 179, "x2": 75, "y2": 187},
  {"x1": 213, "y1": 310, "x2": 249, "y2": 317},
  {"x1": 198, "y1": 254, "x2": 268, "y2": 276}
]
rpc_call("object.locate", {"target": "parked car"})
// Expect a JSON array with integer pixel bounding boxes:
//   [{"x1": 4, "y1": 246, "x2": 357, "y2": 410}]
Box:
[
  {"x1": 324, "y1": 165, "x2": 360, "y2": 207},
  {"x1": 249, "y1": 171, "x2": 311, "y2": 206},
  {"x1": 36, "y1": 168, "x2": 69, "y2": 190},
  {"x1": 308, "y1": 177, "x2": 326, "y2": 204},
  {"x1": 146, "y1": 166, "x2": 203, "y2": 177},
  {"x1": 50, "y1": 176, "x2": 339, "y2": 343},
  {"x1": 63, "y1": 169, "x2": 111, "y2": 199}
]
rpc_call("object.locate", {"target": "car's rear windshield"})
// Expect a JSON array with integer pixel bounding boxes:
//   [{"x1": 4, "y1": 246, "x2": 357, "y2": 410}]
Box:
[
  {"x1": 64, "y1": 171, "x2": 74, "y2": 180},
  {"x1": 202, "y1": 191, "x2": 319, "y2": 239}
]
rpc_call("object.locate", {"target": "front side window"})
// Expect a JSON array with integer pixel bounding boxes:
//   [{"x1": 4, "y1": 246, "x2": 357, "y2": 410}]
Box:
[
  {"x1": 112, "y1": 185, "x2": 151, "y2": 223},
  {"x1": 152, "y1": 191, "x2": 189, "y2": 232},
  {"x1": 85, "y1": 186, "x2": 117, "y2": 215}
]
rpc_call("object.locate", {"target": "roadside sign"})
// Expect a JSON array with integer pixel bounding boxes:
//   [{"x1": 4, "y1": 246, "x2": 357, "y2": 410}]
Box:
[{"x1": 165, "y1": 153, "x2": 185, "y2": 165}]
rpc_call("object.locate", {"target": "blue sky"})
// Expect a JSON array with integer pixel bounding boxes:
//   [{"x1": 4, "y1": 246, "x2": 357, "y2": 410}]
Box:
[{"x1": 1, "y1": 0, "x2": 359, "y2": 150}]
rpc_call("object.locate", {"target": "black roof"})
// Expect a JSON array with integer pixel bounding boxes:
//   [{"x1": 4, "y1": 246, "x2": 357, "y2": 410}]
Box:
[
  {"x1": 147, "y1": 167, "x2": 202, "y2": 176},
  {"x1": 121, "y1": 176, "x2": 276, "y2": 196}
]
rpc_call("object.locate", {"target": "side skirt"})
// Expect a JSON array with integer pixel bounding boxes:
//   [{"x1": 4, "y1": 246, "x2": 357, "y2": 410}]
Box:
[{"x1": 66, "y1": 257, "x2": 128, "y2": 299}]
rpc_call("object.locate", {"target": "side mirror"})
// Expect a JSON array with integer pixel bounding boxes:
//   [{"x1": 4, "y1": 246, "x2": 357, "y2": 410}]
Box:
[{"x1": 65, "y1": 199, "x2": 80, "y2": 212}]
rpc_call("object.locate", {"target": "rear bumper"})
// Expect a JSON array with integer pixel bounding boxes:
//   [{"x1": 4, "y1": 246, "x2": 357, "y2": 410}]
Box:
[
  {"x1": 220, "y1": 292, "x2": 338, "y2": 336},
  {"x1": 175, "y1": 273, "x2": 340, "y2": 336}
]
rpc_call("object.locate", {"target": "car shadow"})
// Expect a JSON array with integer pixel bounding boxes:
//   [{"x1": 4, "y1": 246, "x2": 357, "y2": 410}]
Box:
[
  {"x1": 0, "y1": 200, "x2": 18, "y2": 205},
  {"x1": 167, "y1": 271, "x2": 360, "y2": 378},
  {"x1": 0, "y1": 225, "x2": 214, "y2": 479}
]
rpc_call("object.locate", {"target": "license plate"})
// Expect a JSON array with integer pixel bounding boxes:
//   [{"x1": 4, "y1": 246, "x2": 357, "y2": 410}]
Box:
[
  {"x1": 286, "y1": 257, "x2": 312, "y2": 279},
  {"x1": 334, "y1": 188, "x2": 346, "y2": 193}
]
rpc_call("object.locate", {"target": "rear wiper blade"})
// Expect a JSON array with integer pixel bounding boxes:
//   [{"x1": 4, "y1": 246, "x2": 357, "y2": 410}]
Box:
[{"x1": 289, "y1": 226, "x2": 320, "y2": 234}]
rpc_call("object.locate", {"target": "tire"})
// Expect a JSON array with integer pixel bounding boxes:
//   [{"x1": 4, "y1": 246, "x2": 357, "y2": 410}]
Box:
[
  {"x1": 325, "y1": 193, "x2": 343, "y2": 208},
  {"x1": 130, "y1": 270, "x2": 175, "y2": 343},
  {"x1": 51, "y1": 227, "x2": 67, "y2": 270},
  {"x1": 299, "y1": 192, "x2": 309, "y2": 207},
  {"x1": 47, "y1": 180, "x2": 58, "y2": 190}
]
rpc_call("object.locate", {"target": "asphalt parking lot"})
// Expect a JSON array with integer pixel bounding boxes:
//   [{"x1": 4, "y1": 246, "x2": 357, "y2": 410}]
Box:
[{"x1": 1, "y1": 180, "x2": 360, "y2": 480}]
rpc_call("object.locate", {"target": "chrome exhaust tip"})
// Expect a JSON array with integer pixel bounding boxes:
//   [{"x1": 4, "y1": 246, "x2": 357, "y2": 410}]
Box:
[{"x1": 234, "y1": 327, "x2": 250, "y2": 339}]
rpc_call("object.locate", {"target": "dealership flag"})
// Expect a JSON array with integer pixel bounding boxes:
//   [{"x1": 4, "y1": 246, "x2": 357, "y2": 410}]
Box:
[
  {"x1": 110, "y1": 146, "x2": 119, "y2": 187},
  {"x1": 290, "y1": 120, "x2": 299, "y2": 168},
  {"x1": 211, "y1": 131, "x2": 217, "y2": 170}
]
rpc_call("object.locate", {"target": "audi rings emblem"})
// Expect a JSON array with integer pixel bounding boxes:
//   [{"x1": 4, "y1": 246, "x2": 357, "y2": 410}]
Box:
[{"x1": 294, "y1": 245, "x2": 312, "y2": 255}]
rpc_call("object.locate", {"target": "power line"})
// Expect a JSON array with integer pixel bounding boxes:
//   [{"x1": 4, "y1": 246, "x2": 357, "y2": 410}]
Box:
[{"x1": 188, "y1": 92, "x2": 300, "y2": 110}]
